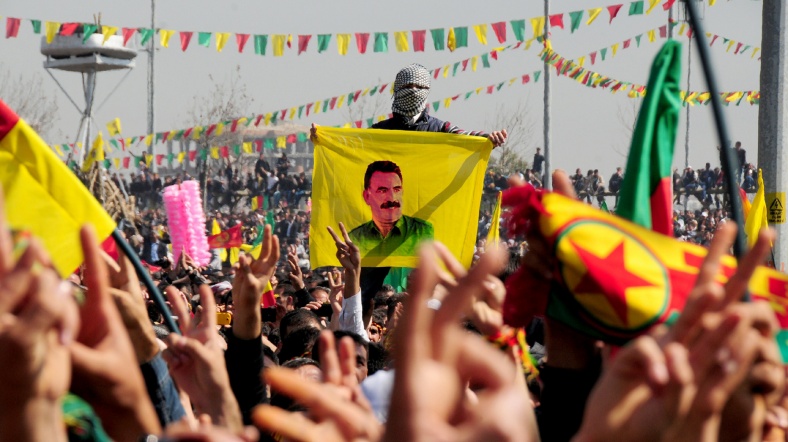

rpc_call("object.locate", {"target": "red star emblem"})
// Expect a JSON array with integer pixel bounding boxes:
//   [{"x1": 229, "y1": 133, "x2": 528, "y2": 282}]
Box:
[{"x1": 571, "y1": 240, "x2": 655, "y2": 327}]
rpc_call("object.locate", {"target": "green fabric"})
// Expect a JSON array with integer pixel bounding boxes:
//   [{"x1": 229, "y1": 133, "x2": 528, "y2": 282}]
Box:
[
  {"x1": 453, "y1": 62, "x2": 461, "y2": 76},
  {"x1": 430, "y1": 28, "x2": 445, "y2": 50},
  {"x1": 297, "y1": 132, "x2": 308, "y2": 142},
  {"x1": 264, "y1": 138, "x2": 274, "y2": 149},
  {"x1": 383, "y1": 267, "x2": 412, "y2": 293},
  {"x1": 373, "y1": 32, "x2": 388, "y2": 53},
  {"x1": 366, "y1": 118, "x2": 375, "y2": 128},
  {"x1": 348, "y1": 215, "x2": 434, "y2": 259},
  {"x1": 317, "y1": 34, "x2": 331, "y2": 53},
  {"x1": 534, "y1": 71, "x2": 541, "y2": 82},
  {"x1": 481, "y1": 53, "x2": 490, "y2": 68},
  {"x1": 254, "y1": 34, "x2": 268, "y2": 55},
  {"x1": 63, "y1": 393, "x2": 111, "y2": 442},
  {"x1": 629, "y1": 0, "x2": 645, "y2": 15},
  {"x1": 636, "y1": 34, "x2": 643, "y2": 47},
  {"x1": 453, "y1": 27, "x2": 468, "y2": 48},
  {"x1": 298, "y1": 105, "x2": 304, "y2": 119},
  {"x1": 31, "y1": 20, "x2": 41, "y2": 34},
  {"x1": 137, "y1": 27, "x2": 153, "y2": 45},
  {"x1": 369, "y1": 85, "x2": 379, "y2": 96},
  {"x1": 82, "y1": 24, "x2": 98, "y2": 43},
  {"x1": 510, "y1": 19, "x2": 526, "y2": 41},
  {"x1": 432, "y1": 101, "x2": 440, "y2": 112},
  {"x1": 600, "y1": 47, "x2": 608, "y2": 61},
  {"x1": 616, "y1": 41, "x2": 682, "y2": 231},
  {"x1": 198, "y1": 32, "x2": 211, "y2": 47},
  {"x1": 569, "y1": 11, "x2": 584, "y2": 33}
]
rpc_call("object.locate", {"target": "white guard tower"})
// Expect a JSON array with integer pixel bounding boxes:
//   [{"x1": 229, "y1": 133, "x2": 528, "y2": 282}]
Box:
[{"x1": 41, "y1": 26, "x2": 136, "y2": 166}]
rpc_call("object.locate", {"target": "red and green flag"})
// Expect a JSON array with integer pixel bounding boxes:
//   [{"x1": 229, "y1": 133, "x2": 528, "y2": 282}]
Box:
[
  {"x1": 207, "y1": 224, "x2": 243, "y2": 249},
  {"x1": 251, "y1": 195, "x2": 265, "y2": 211},
  {"x1": 616, "y1": 41, "x2": 682, "y2": 236}
]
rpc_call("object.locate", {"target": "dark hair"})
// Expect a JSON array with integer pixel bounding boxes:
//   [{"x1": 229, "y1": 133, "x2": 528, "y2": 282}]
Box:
[
  {"x1": 313, "y1": 331, "x2": 369, "y2": 367},
  {"x1": 279, "y1": 309, "x2": 321, "y2": 340},
  {"x1": 386, "y1": 293, "x2": 408, "y2": 319},
  {"x1": 278, "y1": 327, "x2": 321, "y2": 363},
  {"x1": 364, "y1": 161, "x2": 402, "y2": 190},
  {"x1": 282, "y1": 357, "x2": 320, "y2": 370},
  {"x1": 366, "y1": 342, "x2": 389, "y2": 376}
]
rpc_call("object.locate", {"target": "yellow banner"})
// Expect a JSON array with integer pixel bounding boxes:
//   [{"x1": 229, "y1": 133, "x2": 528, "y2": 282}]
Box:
[{"x1": 310, "y1": 127, "x2": 491, "y2": 268}]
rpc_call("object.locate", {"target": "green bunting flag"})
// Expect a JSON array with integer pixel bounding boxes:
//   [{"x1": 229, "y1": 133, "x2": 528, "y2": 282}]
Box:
[
  {"x1": 254, "y1": 35, "x2": 268, "y2": 55},
  {"x1": 510, "y1": 19, "x2": 526, "y2": 42},
  {"x1": 82, "y1": 24, "x2": 98, "y2": 43},
  {"x1": 366, "y1": 118, "x2": 374, "y2": 128},
  {"x1": 138, "y1": 27, "x2": 154, "y2": 45},
  {"x1": 198, "y1": 32, "x2": 211, "y2": 48},
  {"x1": 454, "y1": 27, "x2": 469, "y2": 49},
  {"x1": 31, "y1": 19, "x2": 41, "y2": 34},
  {"x1": 317, "y1": 34, "x2": 331, "y2": 53},
  {"x1": 297, "y1": 133, "x2": 308, "y2": 143},
  {"x1": 481, "y1": 53, "x2": 491, "y2": 68},
  {"x1": 264, "y1": 138, "x2": 274, "y2": 149},
  {"x1": 569, "y1": 11, "x2": 584, "y2": 33},
  {"x1": 431, "y1": 28, "x2": 445, "y2": 50},
  {"x1": 374, "y1": 32, "x2": 388, "y2": 53},
  {"x1": 600, "y1": 47, "x2": 608, "y2": 61},
  {"x1": 636, "y1": 34, "x2": 643, "y2": 47},
  {"x1": 629, "y1": 0, "x2": 645, "y2": 15}
]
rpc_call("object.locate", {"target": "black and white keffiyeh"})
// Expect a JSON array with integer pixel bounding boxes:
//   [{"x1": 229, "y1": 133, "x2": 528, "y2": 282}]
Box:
[{"x1": 392, "y1": 64, "x2": 431, "y2": 117}]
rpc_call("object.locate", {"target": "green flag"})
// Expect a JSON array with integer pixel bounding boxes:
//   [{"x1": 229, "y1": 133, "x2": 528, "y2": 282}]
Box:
[
  {"x1": 374, "y1": 32, "x2": 388, "y2": 52},
  {"x1": 254, "y1": 35, "x2": 268, "y2": 55},
  {"x1": 198, "y1": 32, "x2": 211, "y2": 48},
  {"x1": 629, "y1": 0, "x2": 645, "y2": 15},
  {"x1": 510, "y1": 20, "x2": 526, "y2": 41},
  {"x1": 31, "y1": 20, "x2": 41, "y2": 34},
  {"x1": 83, "y1": 24, "x2": 98, "y2": 43},
  {"x1": 616, "y1": 41, "x2": 682, "y2": 235},
  {"x1": 317, "y1": 34, "x2": 331, "y2": 53},
  {"x1": 481, "y1": 53, "x2": 490, "y2": 68},
  {"x1": 454, "y1": 27, "x2": 468, "y2": 48},
  {"x1": 430, "y1": 28, "x2": 445, "y2": 50},
  {"x1": 569, "y1": 11, "x2": 584, "y2": 33},
  {"x1": 137, "y1": 27, "x2": 153, "y2": 46}
]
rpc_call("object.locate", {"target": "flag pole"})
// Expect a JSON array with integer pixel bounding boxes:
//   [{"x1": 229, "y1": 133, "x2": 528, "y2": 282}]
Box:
[
  {"x1": 111, "y1": 229, "x2": 181, "y2": 334},
  {"x1": 683, "y1": 1, "x2": 748, "y2": 261}
]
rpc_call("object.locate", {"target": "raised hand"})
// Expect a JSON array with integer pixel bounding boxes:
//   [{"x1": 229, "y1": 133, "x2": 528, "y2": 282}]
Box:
[
  {"x1": 163, "y1": 285, "x2": 243, "y2": 434},
  {"x1": 253, "y1": 330, "x2": 382, "y2": 441},
  {"x1": 232, "y1": 224, "x2": 280, "y2": 340},
  {"x1": 327, "y1": 223, "x2": 360, "y2": 272},
  {"x1": 487, "y1": 129, "x2": 508, "y2": 147},
  {"x1": 287, "y1": 244, "x2": 305, "y2": 290},
  {"x1": 69, "y1": 225, "x2": 161, "y2": 442}
]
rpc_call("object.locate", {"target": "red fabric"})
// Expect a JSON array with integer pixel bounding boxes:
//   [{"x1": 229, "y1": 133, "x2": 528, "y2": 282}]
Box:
[
  {"x1": 623, "y1": 39, "x2": 631, "y2": 49},
  {"x1": 207, "y1": 224, "x2": 243, "y2": 248},
  {"x1": 491, "y1": 50, "x2": 498, "y2": 60},
  {"x1": 188, "y1": 150, "x2": 197, "y2": 161},
  {"x1": 549, "y1": 14, "x2": 565, "y2": 29},
  {"x1": 220, "y1": 146, "x2": 229, "y2": 158},
  {"x1": 329, "y1": 97, "x2": 337, "y2": 109},
  {"x1": 0, "y1": 99, "x2": 21, "y2": 139},
  {"x1": 607, "y1": 4, "x2": 623, "y2": 23},
  {"x1": 663, "y1": 0, "x2": 677, "y2": 10},
  {"x1": 590, "y1": 51, "x2": 597, "y2": 64},
  {"x1": 297, "y1": 34, "x2": 311, "y2": 54},
  {"x1": 355, "y1": 120, "x2": 362, "y2": 128},
  {"x1": 433, "y1": 68, "x2": 440, "y2": 79},
  {"x1": 236, "y1": 33, "x2": 250, "y2": 53},
  {"x1": 122, "y1": 157, "x2": 130, "y2": 169},
  {"x1": 205, "y1": 124, "x2": 217, "y2": 137},
  {"x1": 659, "y1": 25, "x2": 667, "y2": 38},
  {"x1": 5, "y1": 18, "x2": 20, "y2": 38},
  {"x1": 155, "y1": 154, "x2": 164, "y2": 165},
  {"x1": 262, "y1": 290, "x2": 276, "y2": 308},
  {"x1": 60, "y1": 23, "x2": 79, "y2": 36},
  {"x1": 650, "y1": 177, "x2": 673, "y2": 236},
  {"x1": 254, "y1": 115, "x2": 264, "y2": 126},
  {"x1": 491, "y1": 22, "x2": 507, "y2": 43},
  {"x1": 522, "y1": 74, "x2": 530, "y2": 84},
  {"x1": 183, "y1": 128, "x2": 193, "y2": 139},
  {"x1": 306, "y1": 103, "x2": 313, "y2": 115},
  {"x1": 286, "y1": 134, "x2": 297, "y2": 144},
  {"x1": 254, "y1": 140, "x2": 262, "y2": 152},
  {"x1": 355, "y1": 33, "x2": 370, "y2": 54},
  {"x1": 412, "y1": 30, "x2": 426, "y2": 52},
  {"x1": 353, "y1": 90, "x2": 362, "y2": 102},
  {"x1": 180, "y1": 31, "x2": 193, "y2": 51},
  {"x1": 122, "y1": 28, "x2": 137, "y2": 46},
  {"x1": 462, "y1": 59, "x2": 468, "y2": 71}
]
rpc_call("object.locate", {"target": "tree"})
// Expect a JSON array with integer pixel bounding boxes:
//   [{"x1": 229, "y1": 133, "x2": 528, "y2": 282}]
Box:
[
  {"x1": 342, "y1": 82, "x2": 390, "y2": 127},
  {"x1": 0, "y1": 63, "x2": 59, "y2": 139},
  {"x1": 485, "y1": 100, "x2": 535, "y2": 174},
  {"x1": 614, "y1": 97, "x2": 643, "y2": 159}
]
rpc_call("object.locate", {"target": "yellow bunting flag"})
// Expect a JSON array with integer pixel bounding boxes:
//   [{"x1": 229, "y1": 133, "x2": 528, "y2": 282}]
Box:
[
  {"x1": 611, "y1": 43, "x2": 619, "y2": 57},
  {"x1": 0, "y1": 100, "x2": 115, "y2": 277},
  {"x1": 210, "y1": 147, "x2": 219, "y2": 159},
  {"x1": 727, "y1": 40, "x2": 736, "y2": 52},
  {"x1": 192, "y1": 126, "x2": 203, "y2": 140},
  {"x1": 45, "y1": 21, "x2": 60, "y2": 44},
  {"x1": 752, "y1": 47, "x2": 760, "y2": 59},
  {"x1": 337, "y1": 33, "x2": 350, "y2": 55},
  {"x1": 273, "y1": 35, "x2": 286, "y2": 56},
  {"x1": 106, "y1": 118, "x2": 122, "y2": 137},
  {"x1": 648, "y1": 30, "x2": 656, "y2": 42},
  {"x1": 145, "y1": 154, "x2": 153, "y2": 167},
  {"x1": 447, "y1": 28, "x2": 457, "y2": 52},
  {"x1": 216, "y1": 32, "x2": 230, "y2": 52},
  {"x1": 473, "y1": 24, "x2": 488, "y2": 45},
  {"x1": 243, "y1": 142, "x2": 253, "y2": 154},
  {"x1": 471, "y1": 56, "x2": 478, "y2": 71},
  {"x1": 310, "y1": 127, "x2": 491, "y2": 268},
  {"x1": 211, "y1": 220, "x2": 228, "y2": 262},
  {"x1": 443, "y1": 65, "x2": 450, "y2": 78},
  {"x1": 745, "y1": 170, "x2": 768, "y2": 247},
  {"x1": 113, "y1": 158, "x2": 120, "y2": 170},
  {"x1": 160, "y1": 29, "x2": 175, "y2": 48},
  {"x1": 82, "y1": 132, "x2": 105, "y2": 172},
  {"x1": 531, "y1": 17, "x2": 545, "y2": 39},
  {"x1": 144, "y1": 134, "x2": 153, "y2": 146},
  {"x1": 52, "y1": 144, "x2": 64, "y2": 157},
  {"x1": 337, "y1": 95, "x2": 345, "y2": 109},
  {"x1": 486, "y1": 192, "x2": 502, "y2": 246},
  {"x1": 276, "y1": 136, "x2": 286, "y2": 148},
  {"x1": 394, "y1": 31, "x2": 409, "y2": 52},
  {"x1": 578, "y1": 56, "x2": 586, "y2": 67},
  {"x1": 647, "y1": 0, "x2": 660, "y2": 14},
  {"x1": 101, "y1": 26, "x2": 118, "y2": 44},
  {"x1": 177, "y1": 151, "x2": 186, "y2": 163},
  {"x1": 587, "y1": 8, "x2": 603, "y2": 25},
  {"x1": 444, "y1": 97, "x2": 452, "y2": 108},
  {"x1": 215, "y1": 122, "x2": 225, "y2": 136}
]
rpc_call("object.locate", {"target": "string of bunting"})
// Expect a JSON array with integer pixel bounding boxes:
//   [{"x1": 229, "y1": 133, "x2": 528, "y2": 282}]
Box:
[
  {"x1": 540, "y1": 45, "x2": 760, "y2": 106},
  {"x1": 3, "y1": 0, "x2": 677, "y2": 56},
  {"x1": 53, "y1": 68, "x2": 544, "y2": 169}
]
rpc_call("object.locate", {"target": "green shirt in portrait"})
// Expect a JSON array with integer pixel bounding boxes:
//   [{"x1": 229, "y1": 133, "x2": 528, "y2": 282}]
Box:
[{"x1": 348, "y1": 215, "x2": 434, "y2": 258}]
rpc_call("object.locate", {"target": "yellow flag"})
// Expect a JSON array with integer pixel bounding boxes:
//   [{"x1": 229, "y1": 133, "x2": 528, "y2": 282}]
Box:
[
  {"x1": 336, "y1": 95, "x2": 345, "y2": 109},
  {"x1": 337, "y1": 34, "x2": 351, "y2": 55},
  {"x1": 273, "y1": 34, "x2": 286, "y2": 56},
  {"x1": 486, "y1": 192, "x2": 502, "y2": 246},
  {"x1": 45, "y1": 21, "x2": 60, "y2": 44},
  {"x1": 471, "y1": 56, "x2": 478, "y2": 71},
  {"x1": 145, "y1": 153, "x2": 153, "y2": 167},
  {"x1": 443, "y1": 65, "x2": 450, "y2": 78},
  {"x1": 709, "y1": 0, "x2": 716, "y2": 5},
  {"x1": 647, "y1": 0, "x2": 660, "y2": 14},
  {"x1": 160, "y1": 29, "x2": 175, "y2": 48},
  {"x1": 210, "y1": 147, "x2": 220, "y2": 159},
  {"x1": 229, "y1": 247, "x2": 240, "y2": 265},
  {"x1": 113, "y1": 158, "x2": 121, "y2": 170},
  {"x1": 82, "y1": 132, "x2": 105, "y2": 172},
  {"x1": 473, "y1": 24, "x2": 488, "y2": 45},
  {"x1": 264, "y1": 113, "x2": 273, "y2": 125},
  {"x1": 531, "y1": 17, "x2": 545, "y2": 39},
  {"x1": 587, "y1": 8, "x2": 603, "y2": 25},
  {"x1": 192, "y1": 126, "x2": 203, "y2": 140},
  {"x1": 101, "y1": 26, "x2": 118, "y2": 44},
  {"x1": 648, "y1": 30, "x2": 656, "y2": 42},
  {"x1": 611, "y1": 43, "x2": 619, "y2": 57},
  {"x1": 211, "y1": 220, "x2": 228, "y2": 262},
  {"x1": 53, "y1": 144, "x2": 65, "y2": 157},
  {"x1": 447, "y1": 28, "x2": 456, "y2": 52},
  {"x1": 310, "y1": 127, "x2": 492, "y2": 268},
  {"x1": 578, "y1": 56, "x2": 586, "y2": 67},
  {"x1": 144, "y1": 134, "x2": 153, "y2": 146},
  {"x1": 243, "y1": 142, "x2": 253, "y2": 154},
  {"x1": 216, "y1": 33, "x2": 230, "y2": 52},
  {"x1": 0, "y1": 100, "x2": 115, "y2": 277},
  {"x1": 106, "y1": 118, "x2": 122, "y2": 136},
  {"x1": 745, "y1": 169, "x2": 768, "y2": 247},
  {"x1": 276, "y1": 136, "x2": 286, "y2": 148},
  {"x1": 726, "y1": 40, "x2": 736, "y2": 52},
  {"x1": 394, "y1": 31, "x2": 409, "y2": 52},
  {"x1": 215, "y1": 122, "x2": 225, "y2": 136},
  {"x1": 444, "y1": 98, "x2": 452, "y2": 109},
  {"x1": 177, "y1": 151, "x2": 186, "y2": 163}
]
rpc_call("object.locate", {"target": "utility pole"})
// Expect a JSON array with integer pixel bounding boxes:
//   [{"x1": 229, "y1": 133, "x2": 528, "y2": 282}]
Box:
[
  {"x1": 758, "y1": 0, "x2": 788, "y2": 270},
  {"x1": 148, "y1": 0, "x2": 156, "y2": 173},
  {"x1": 543, "y1": 0, "x2": 552, "y2": 190}
]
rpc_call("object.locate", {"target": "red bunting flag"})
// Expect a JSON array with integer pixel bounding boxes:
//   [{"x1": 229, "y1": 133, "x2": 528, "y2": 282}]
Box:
[
  {"x1": 297, "y1": 34, "x2": 311, "y2": 54},
  {"x1": 486, "y1": 85, "x2": 494, "y2": 94},
  {"x1": 735, "y1": 42, "x2": 743, "y2": 54},
  {"x1": 254, "y1": 140, "x2": 262, "y2": 152},
  {"x1": 686, "y1": 28, "x2": 693, "y2": 39},
  {"x1": 286, "y1": 134, "x2": 297, "y2": 144},
  {"x1": 220, "y1": 146, "x2": 229, "y2": 158},
  {"x1": 183, "y1": 127, "x2": 193, "y2": 139},
  {"x1": 353, "y1": 90, "x2": 362, "y2": 102},
  {"x1": 254, "y1": 115, "x2": 264, "y2": 126},
  {"x1": 522, "y1": 74, "x2": 530, "y2": 84},
  {"x1": 329, "y1": 97, "x2": 337, "y2": 109},
  {"x1": 659, "y1": 25, "x2": 667, "y2": 38},
  {"x1": 549, "y1": 14, "x2": 565, "y2": 30},
  {"x1": 710, "y1": 35, "x2": 719, "y2": 46},
  {"x1": 162, "y1": 131, "x2": 170, "y2": 142},
  {"x1": 590, "y1": 51, "x2": 598, "y2": 64},
  {"x1": 462, "y1": 59, "x2": 469, "y2": 71},
  {"x1": 355, "y1": 33, "x2": 370, "y2": 54},
  {"x1": 491, "y1": 22, "x2": 507, "y2": 43},
  {"x1": 623, "y1": 38, "x2": 631, "y2": 49},
  {"x1": 433, "y1": 68, "x2": 441, "y2": 79},
  {"x1": 491, "y1": 50, "x2": 498, "y2": 60},
  {"x1": 122, "y1": 157, "x2": 130, "y2": 169},
  {"x1": 207, "y1": 224, "x2": 243, "y2": 248},
  {"x1": 380, "y1": 84, "x2": 388, "y2": 93},
  {"x1": 180, "y1": 31, "x2": 193, "y2": 51},
  {"x1": 608, "y1": 4, "x2": 623, "y2": 23},
  {"x1": 355, "y1": 121, "x2": 362, "y2": 128},
  {"x1": 61, "y1": 23, "x2": 79, "y2": 36},
  {"x1": 230, "y1": 119, "x2": 239, "y2": 132},
  {"x1": 188, "y1": 150, "x2": 197, "y2": 161},
  {"x1": 280, "y1": 109, "x2": 287, "y2": 121},
  {"x1": 156, "y1": 154, "x2": 164, "y2": 165},
  {"x1": 122, "y1": 28, "x2": 137, "y2": 46},
  {"x1": 6, "y1": 18, "x2": 21, "y2": 38},
  {"x1": 412, "y1": 30, "x2": 426, "y2": 52},
  {"x1": 663, "y1": 0, "x2": 677, "y2": 10},
  {"x1": 306, "y1": 103, "x2": 313, "y2": 115},
  {"x1": 205, "y1": 124, "x2": 217, "y2": 137},
  {"x1": 236, "y1": 33, "x2": 250, "y2": 53}
]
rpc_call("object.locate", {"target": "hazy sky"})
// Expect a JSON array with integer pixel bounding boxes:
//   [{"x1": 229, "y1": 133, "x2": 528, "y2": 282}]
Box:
[{"x1": 1, "y1": 0, "x2": 764, "y2": 175}]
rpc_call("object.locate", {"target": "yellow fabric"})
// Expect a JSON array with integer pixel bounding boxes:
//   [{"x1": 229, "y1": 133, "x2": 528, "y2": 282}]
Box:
[
  {"x1": 145, "y1": 154, "x2": 153, "y2": 167},
  {"x1": 647, "y1": 0, "x2": 660, "y2": 14},
  {"x1": 471, "y1": 56, "x2": 478, "y2": 71},
  {"x1": 473, "y1": 24, "x2": 488, "y2": 45},
  {"x1": 310, "y1": 127, "x2": 492, "y2": 268},
  {"x1": 337, "y1": 34, "x2": 351, "y2": 55},
  {"x1": 243, "y1": 142, "x2": 253, "y2": 154},
  {"x1": 106, "y1": 118, "x2": 122, "y2": 136},
  {"x1": 45, "y1": 21, "x2": 60, "y2": 44},
  {"x1": 394, "y1": 31, "x2": 409, "y2": 52},
  {"x1": 177, "y1": 151, "x2": 186, "y2": 163},
  {"x1": 0, "y1": 108, "x2": 115, "y2": 277},
  {"x1": 531, "y1": 17, "x2": 545, "y2": 39},
  {"x1": 113, "y1": 158, "x2": 120, "y2": 170},
  {"x1": 745, "y1": 170, "x2": 769, "y2": 247},
  {"x1": 336, "y1": 95, "x2": 345, "y2": 109},
  {"x1": 82, "y1": 132, "x2": 105, "y2": 172},
  {"x1": 273, "y1": 35, "x2": 286, "y2": 56},
  {"x1": 192, "y1": 126, "x2": 203, "y2": 140},
  {"x1": 648, "y1": 30, "x2": 656, "y2": 43},
  {"x1": 229, "y1": 247, "x2": 240, "y2": 265},
  {"x1": 215, "y1": 122, "x2": 225, "y2": 136},
  {"x1": 611, "y1": 43, "x2": 619, "y2": 57},
  {"x1": 276, "y1": 136, "x2": 286, "y2": 148},
  {"x1": 211, "y1": 220, "x2": 228, "y2": 262},
  {"x1": 216, "y1": 32, "x2": 230, "y2": 52},
  {"x1": 447, "y1": 28, "x2": 456, "y2": 52},
  {"x1": 53, "y1": 144, "x2": 64, "y2": 157},
  {"x1": 144, "y1": 134, "x2": 153, "y2": 146},
  {"x1": 486, "y1": 192, "x2": 502, "y2": 246},
  {"x1": 587, "y1": 8, "x2": 603, "y2": 25},
  {"x1": 160, "y1": 29, "x2": 175, "y2": 48},
  {"x1": 210, "y1": 147, "x2": 220, "y2": 159},
  {"x1": 101, "y1": 26, "x2": 118, "y2": 44}
]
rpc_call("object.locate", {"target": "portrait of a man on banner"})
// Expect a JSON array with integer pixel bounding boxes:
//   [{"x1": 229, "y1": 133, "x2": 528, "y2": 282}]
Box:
[{"x1": 310, "y1": 127, "x2": 492, "y2": 268}]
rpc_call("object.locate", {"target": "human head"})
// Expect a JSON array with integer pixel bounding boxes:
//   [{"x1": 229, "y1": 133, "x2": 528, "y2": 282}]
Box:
[
  {"x1": 278, "y1": 327, "x2": 321, "y2": 363},
  {"x1": 536, "y1": 147, "x2": 541, "y2": 153},
  {"x1": 363, "y1": 161, "x2": 404, "y2": 226},
  {"x1": 279, "y1": 309, "x2": 322, "y2": 340},
  {"x1": 314, "y1": 331, "x2": 369, "y2": 382},
  {"x1": 735, "y1": 141, "x2": 742, "y2": 149},
  {"x1": 392, "y1": 63, "x2": 431, "y2": 117}
]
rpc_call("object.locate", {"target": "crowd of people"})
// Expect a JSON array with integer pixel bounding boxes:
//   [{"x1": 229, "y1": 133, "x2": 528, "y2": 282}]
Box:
[{"x1": 6, "y1": 63, "x2": 785, "y2": 442}]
